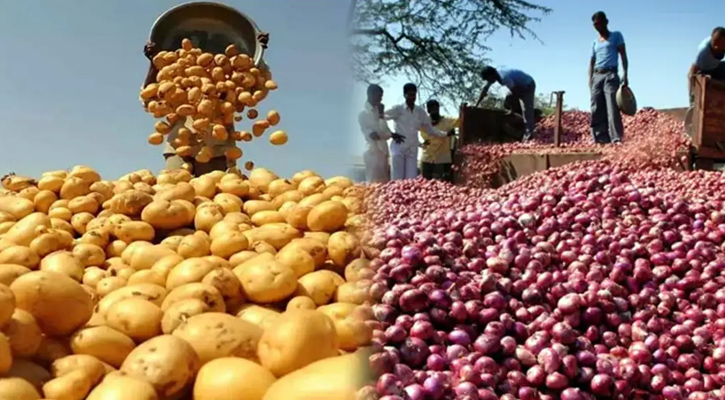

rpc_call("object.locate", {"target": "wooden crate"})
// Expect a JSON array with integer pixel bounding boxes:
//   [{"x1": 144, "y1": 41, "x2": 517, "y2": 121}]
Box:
[
  {"x1": 458, "y1": 104, "x2": 524, "y2": 146},
  {"x1": 692, "y1": 76, "x2": 725, "y2": 152}
]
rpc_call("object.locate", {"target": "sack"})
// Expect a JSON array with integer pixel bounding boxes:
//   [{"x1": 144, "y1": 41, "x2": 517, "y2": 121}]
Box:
[{"x1": 616, "y1": 85, "x2": 637, "y2": 116}]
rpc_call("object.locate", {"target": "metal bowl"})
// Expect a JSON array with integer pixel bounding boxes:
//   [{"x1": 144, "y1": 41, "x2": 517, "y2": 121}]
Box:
[{"x1": 149, "y1": 1, "x2": 265, "y2": 66}]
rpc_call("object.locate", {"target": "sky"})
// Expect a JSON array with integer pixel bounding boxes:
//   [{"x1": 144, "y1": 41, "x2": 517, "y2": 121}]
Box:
[
  {"x1": 351, "y1": 0, "x2": 724, "y2": 156},
  {"x1": 0, "y1": 0, "x2": 354, "y2": 180}
]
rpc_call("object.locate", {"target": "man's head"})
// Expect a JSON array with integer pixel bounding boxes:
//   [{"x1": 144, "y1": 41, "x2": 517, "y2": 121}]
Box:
[
  {"x1": 481, "y1": 66, "x2": 499, "y2": 83},
  {"x1": 592, "y1": 11, "x2": 608, "y2": 35},
  {"x1": 711, "y1": 27, "x2": 725, "y2": 54},
  {"x1": 426, "y1": 100, "x2": 440, "y2": 119},
  {"x1": 403, "y1": 83, "x2": 417, "y2": 106},
  {"x1": 367, "y1": 84, "x2": 384, "y2": 106}
]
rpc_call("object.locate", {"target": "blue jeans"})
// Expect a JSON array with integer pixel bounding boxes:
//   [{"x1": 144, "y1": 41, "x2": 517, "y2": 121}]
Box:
[
  {"x1": 509, "y1": 82, "x2": 536, "y2": 140},
  {"x1": 590, "y1": 71, "x2": 624, "y2": 143}
]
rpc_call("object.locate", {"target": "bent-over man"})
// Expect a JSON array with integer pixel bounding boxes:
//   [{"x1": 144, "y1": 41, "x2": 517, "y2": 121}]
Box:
[
  {"x1": 689, "y1": 27, "x2": 725, "y2": 105},
  {"x1": 476, "y1": 66, "x2": 537, "y2": 141}
]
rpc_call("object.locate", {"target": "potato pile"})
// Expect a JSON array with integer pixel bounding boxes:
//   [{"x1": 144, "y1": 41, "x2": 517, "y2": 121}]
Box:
[
  {"x1": 0, "y1": 166, "x2": 373, "y2": 400},
  {"x1": 141, "y1": 38, "x2": 287, "y2": 165}
]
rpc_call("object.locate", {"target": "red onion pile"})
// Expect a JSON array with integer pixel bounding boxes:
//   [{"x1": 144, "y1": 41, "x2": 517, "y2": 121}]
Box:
[
  {"x1": 456, "y1": 109, "x2": 691, "y2": 189},
  {"x1": 360, "y1": 152, "x2": 725, "y2": 399}
]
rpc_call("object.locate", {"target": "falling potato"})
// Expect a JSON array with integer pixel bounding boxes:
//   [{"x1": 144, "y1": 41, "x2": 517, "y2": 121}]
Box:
[
  {"x1": 140, "y1": 38, "x2": 285, "y2": 159},
  {"x1": 269, "y1": 131, "x2": 288, "y2": 146}
]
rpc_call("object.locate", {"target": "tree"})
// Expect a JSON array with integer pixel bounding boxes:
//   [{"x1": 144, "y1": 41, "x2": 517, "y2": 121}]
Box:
[{"x1": 350, "y1": 0, "x2": 551, "y2": 107}]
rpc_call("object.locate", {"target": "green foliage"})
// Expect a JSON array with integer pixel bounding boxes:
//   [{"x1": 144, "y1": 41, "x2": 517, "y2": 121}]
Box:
[{"x1": 350, "y1": 0, "x2": 551, "y2": 107}]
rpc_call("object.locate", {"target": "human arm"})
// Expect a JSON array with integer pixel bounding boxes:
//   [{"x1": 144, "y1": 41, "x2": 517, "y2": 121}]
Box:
[
  {"x1": 358, "y1": 112, "x2": 381, "y2": 141},
  {"x1": 616, "y1": 33, "x2": 629, "y2": 86},
  {"x1": 384, "y1": 104, "x2": 403, "y2": 120},
  {"x1": 475, "y1": 82, "x2": 493, "y2": 107},
  {"x1": 589, "y1": 42, "x2": 595, "y2": 88},
  {"x1": 420, "y1": 113, "x2": 450, "y2": 138}
]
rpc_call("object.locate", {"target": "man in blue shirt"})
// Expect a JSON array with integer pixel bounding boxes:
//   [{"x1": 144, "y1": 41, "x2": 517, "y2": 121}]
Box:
[
  {"x1": 476, "y1": 66, "x2": 537, "y2": 141},
  {"x1": 688, "y1": 27, "x2": 725, "y2": 105},
  {"x1": 589, "y1": 11, "x2": 629, "y2": 144}
]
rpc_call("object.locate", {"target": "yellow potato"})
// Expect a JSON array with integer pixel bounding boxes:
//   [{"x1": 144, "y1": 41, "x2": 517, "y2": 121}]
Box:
[
  {"x1": 0, "y1": 377, "x2": 42, "y2": 399},
  {"x1": 172, "y1": 312, "x2": 262, "y2": 364},
  {"x1": 69, "y1": 326, "x2": 136, "y2": 368},
  {"x1": 3, "y1": 212, "x2": 51, "y2": 246},
  {"x1": 251, "y1": 210, "x2": 286, "y2": 226},
  {"x1": 275, "y1": 245, "x2": 315, "y2": 278},
  {"x1": 165, "y1": 257, "x2": 216, "y2": 290},
  {"x1": 0, "y1": 333, "x2": 11, "y2": 374},
  {"x1": 286, "y1": 238, "x2": 328, "y2": 267},
  {"x1": 177, "y1": 234, "x2": 211, "y2": 258},
  {"x1": 95, "y1": 283, "x2": 167, "y2": 316},
  {"x1": 86, "y1": 372, "x2": 158, "y2": 400},
  {"x1": 262, "y1": 352, "x2": 370, "y2": 400},
  {"x1": 2, "y1": 309, "x2": 42, "y2": 357},
  {"x1": 258, "y1": 309, "x2": 339, "y2": 377},
  {"x1": 201, "y1": 267, "x2": 242, "y2": 302},
  {"x1": 160, "y1": 298, "x2": 211, "y2": 334},
  {"x1": 40, "y1": 251, "x2": 84, "y2": 281},
  {"x1": 295, "y1": 270, "x2": 345, "y2": 306},
  {"x1": 193, "y1": 357, "x2": 276, "y2": 400},
  {"x1": 105, "y1": 298, "x2": 163, "y2": 342},
  {"x1": 72, "y1": 243, "x2": 105, "y2": 267},
  {"x1": 120, "y1": 335, "x2": 200, "y2": 399},
  {"x1": 161, "y1": 282, "x2": 225, "y2": 312},
  {"x1": 42, "y1": 368, "x2": 93, "y2": 400},
  {"x1": 113, "y1": 221, "x2": 155, "y2": 243},
  {"x1": 209, "y1": 231, "x2": 249, "y2": 258},
  {"x1": 286, "y1": 296, "x2": 316, "y2": 312},
  {"x1": 327, "y1": 231, "x2": 361, "y2": 268},
  {"x1": 96, "y1": 277, "x2": 127, "y2": 297},
  {"x1": 141, "y1": 199, "x2": 195, "y2": 230},
  {"x1": 343, "y1": 258, "x2": 372, "y2": 282},
  {"x1": 0, "y1": 196, "x2": 35, "y2": 220},
  {"x1": 307, "y1": 201, "x2": 347, "y2": 232},
  {"x1": 10, "y1": 271, "x2": 93, "y2": 336},
  {"x1": 317, "y1": 303, "x2": 372, "y2": 351},
  {"x1": 269, "y1": 130, "x2": 288, "y2": 145},
  {"x1": 242, "y1": 223, "x2": 302, "y2": 250},
  {"x1": 0, "y1": 283, "x2": 15, "y2": 328},
  {"x1": 334, "y1": 280, "x2": 371, "y2": 304},
  {"x1": 0, "y1": 264, "x2": 30, "y2": 286},
  {"x1": 233, "y1": 259, "x2": 296, "y2": 303},
  {"x1": 194, "y1": 203, "x2": 224, "y2": 232}
]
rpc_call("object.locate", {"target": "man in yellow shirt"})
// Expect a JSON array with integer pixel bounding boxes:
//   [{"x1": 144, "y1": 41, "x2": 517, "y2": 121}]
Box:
[{"x1": 420, "y1": 100, "x2": 459, "y2": 182}]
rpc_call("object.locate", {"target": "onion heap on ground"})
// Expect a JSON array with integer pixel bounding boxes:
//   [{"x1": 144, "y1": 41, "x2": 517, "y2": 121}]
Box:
[
  {"x1": 0, "y1": 165, "x2": 372, "y2": 400},
  {"x1": 360, "y1": 111, "x2": 725, "y2": 399},
  {"x1": 457, "y1": 109, "x2": 691, "y2": 188},
  {"x1": 140, "y1": 38, "x2": 287, "y2": 168}
]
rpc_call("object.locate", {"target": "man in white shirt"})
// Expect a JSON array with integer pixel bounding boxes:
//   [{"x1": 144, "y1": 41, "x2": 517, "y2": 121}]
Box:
[
  {"x1": 357, "y1": 84, "x2": 404, "y2": 183},
  {"x1": 385, "y1": 83, "x2": 451, "y2": 180}
]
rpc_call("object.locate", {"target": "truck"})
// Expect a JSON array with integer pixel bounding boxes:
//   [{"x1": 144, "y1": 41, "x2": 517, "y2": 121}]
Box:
[{"x1": 687, "y1": 75, "x2": 725, "y2": 170}]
